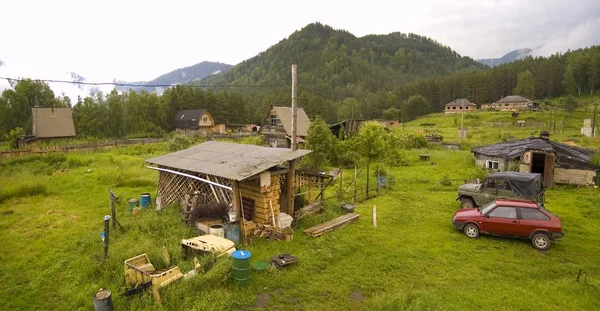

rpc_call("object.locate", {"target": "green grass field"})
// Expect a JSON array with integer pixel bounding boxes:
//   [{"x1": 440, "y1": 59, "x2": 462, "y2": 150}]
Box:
[{"x1": 1, "y1": 111, "x2": 600, "y2": 310}]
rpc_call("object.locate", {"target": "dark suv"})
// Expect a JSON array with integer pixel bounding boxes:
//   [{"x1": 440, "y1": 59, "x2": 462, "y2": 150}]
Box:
[{"x1": 452, "y1": 199, "x2": 563, "y2": 250}]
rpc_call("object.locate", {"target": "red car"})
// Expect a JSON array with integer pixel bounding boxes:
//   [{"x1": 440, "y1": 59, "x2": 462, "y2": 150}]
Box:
[{"x1": 452, "y1": 199, "x2": 563, "y2": 250}]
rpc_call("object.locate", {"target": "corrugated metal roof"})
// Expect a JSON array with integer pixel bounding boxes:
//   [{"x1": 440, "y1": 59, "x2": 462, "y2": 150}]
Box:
[
  {"x1": 495, "y1": 95, "x2": 532, "y2": 103},
  {"x1": 146, "y1": 141, "x2": 311, "y2": 181},
  {"x1": 272, "y1": 106, "x2": 311, "y2": 137},
  {"x1": 31, "y1": 108, "x2": 76, "y2": 138}
]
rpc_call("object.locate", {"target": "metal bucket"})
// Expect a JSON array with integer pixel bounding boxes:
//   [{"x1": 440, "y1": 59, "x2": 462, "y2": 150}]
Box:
[
  {"x1": 209, "y1": 224, "x2": 225, "y2": 238},
  {"x1": 231, "y1": 250, "x2": 251, "y2": 284},
  {"x1": 225, "y1": 223, "x2": 240, "y2": 247},
  {"x1": 140, "y1": 193, "x2": 151, "y2": 208},
  {"x1": 93, "y1": 289, "x2": 113, "y2": 311}
]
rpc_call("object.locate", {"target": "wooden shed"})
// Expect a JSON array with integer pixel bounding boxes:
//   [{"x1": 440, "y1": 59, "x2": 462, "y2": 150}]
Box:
[
  {"x1": 471, "y1": 132, "x2": 599, "y2": 187},
  {"x1": 145, "y1": 141, "x2": 311, "y2": 229}
]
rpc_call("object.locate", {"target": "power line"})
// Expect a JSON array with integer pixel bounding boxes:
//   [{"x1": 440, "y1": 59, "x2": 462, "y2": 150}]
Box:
[{"x1": 0, "y1": 77, "x2": 286, "y2": 89}]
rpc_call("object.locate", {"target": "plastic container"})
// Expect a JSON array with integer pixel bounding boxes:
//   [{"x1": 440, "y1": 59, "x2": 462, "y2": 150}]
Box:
[
  {"x1": 209, "y1": 224, "x2": 225, "y2": 238},
  {"x1": 231, "y1": 250, "x2": 251, "y2": 284},
  {"x1": 140, "y1": 193, "x2": 151, "y2": 208},
  {"x1": 128, "y1": 199, "x2": 139, "y2": 213},
  {"x1": 228, "y1": 211, "x2": 237, "y2": 222}
]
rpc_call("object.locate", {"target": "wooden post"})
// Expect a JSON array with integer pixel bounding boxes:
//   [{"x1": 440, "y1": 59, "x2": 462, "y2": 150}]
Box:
[
  {"x1": 232, "y1": 181, "x2": 241, "y2": 219},
  {"x1": 338, "y1": 168, "x2": 343, "y2": 203},
  {"x1": 353, "y1": 165, "x2": 357, "y2": 203},
  {"x1": 291, "y1": 64, "x2": 297, "y2": 151},
  {"x1": 372, "y1": 205, "x2": 377, "y2": 228},
  {"x1": 287, "y1": 160, "x2": 296, "y2": 215},
  {"x1": 109, "y1": 189, "x2": 117, "y2": 228},
  {"x1": 592, "y1": 102, "x2": 598, "y2": 137},
  {"x1": 366, "y1": 163, "x2": 370, "y2": 199},
  {"x1": 103, "y1": 215, "x2": 111, "y2": 260}
]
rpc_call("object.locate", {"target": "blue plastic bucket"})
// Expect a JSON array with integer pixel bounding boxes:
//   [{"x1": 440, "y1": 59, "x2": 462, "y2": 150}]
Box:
[{"x1": 140, "y1": 193, "x2": 151, "y2": 208}]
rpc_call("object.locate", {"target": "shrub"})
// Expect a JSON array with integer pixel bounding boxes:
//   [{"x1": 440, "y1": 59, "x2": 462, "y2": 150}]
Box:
[{"x1": 168, "y1": 133, "x2": 192, "y2": 151}]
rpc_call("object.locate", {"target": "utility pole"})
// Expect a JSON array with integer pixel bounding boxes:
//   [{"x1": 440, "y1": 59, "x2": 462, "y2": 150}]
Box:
[
  {"x1": 287, "y1": 64, "x2": 298, "y2": 216},
  {"x1": 291, "y1": 65, "x2": 298, "y2": 151},
  {"x1": 459, "y1": 101, "x2": 465, "y2": 140}
]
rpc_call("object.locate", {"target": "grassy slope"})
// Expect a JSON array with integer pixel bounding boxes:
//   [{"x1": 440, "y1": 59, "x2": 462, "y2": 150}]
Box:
[{"x1": 0, "y1": 115, "x2": 599, "y2": 310}]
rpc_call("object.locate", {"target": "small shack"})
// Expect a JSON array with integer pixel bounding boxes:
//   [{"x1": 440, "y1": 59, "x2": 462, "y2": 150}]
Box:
[
  {"x1": 173, "y1": 109, "x2": 215, "y2": 136},
  {"x1": 471, "y1": 131, "x2": 599, "y2": 187},
  {"x1": 145, "y1": 141, "x2": 312, "y2": 228},
  {"x1": 444, "y1": 99, "x2": 476, "y2": 114},
  {"x1": 260, "y1": 106, "x2": 311, "y2": 148}
]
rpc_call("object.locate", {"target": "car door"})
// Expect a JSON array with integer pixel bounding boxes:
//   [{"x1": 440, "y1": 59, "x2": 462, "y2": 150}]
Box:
[
  {"x1": 481, "y1": 206, "x2": 520, "y2": 236},
  {"x1": 517, "y1": 207, "x2": 551, "y2": 237},
  {"x1": 479, "y1": 178, "x2": 498, "y2": 206},
  {"x1": 496, "y1": 180, "x2": 514, "y2": 200}
]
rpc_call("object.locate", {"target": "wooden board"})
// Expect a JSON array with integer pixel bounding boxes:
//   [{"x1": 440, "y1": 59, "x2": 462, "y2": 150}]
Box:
[{"x1": 304, "y1": 213, "x2": 360, "y2": 237}]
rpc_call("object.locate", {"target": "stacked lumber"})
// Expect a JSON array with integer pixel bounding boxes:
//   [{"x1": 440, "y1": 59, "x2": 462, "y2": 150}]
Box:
[
  {"x1": 294, "y1": 202, "x2": 323, "y2": 219},
  {"x1": 304, "y1": 213, "x2": 360, "y2": 237}
]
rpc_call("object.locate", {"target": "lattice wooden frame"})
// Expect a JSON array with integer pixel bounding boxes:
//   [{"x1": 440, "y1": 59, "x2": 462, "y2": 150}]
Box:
[{"x1": 156, "y1": 166, "x2": 233, "y2": 207}]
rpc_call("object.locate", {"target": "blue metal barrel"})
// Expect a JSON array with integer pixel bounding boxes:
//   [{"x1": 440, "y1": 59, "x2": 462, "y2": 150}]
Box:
[
  {"x1": 225, "y1": 223, "x2": 240, "y2": 247},
  {"x1": 140, "y1": 193, "x2": 151, "y2": 208}
]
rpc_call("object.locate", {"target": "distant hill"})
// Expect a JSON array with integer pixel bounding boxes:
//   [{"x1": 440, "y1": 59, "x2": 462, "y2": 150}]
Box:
[
  {"x1": 116, "y1": 61, "x2": 232, "y2": 94},
  {"x1": 477, "y1": 48, "x2": 532, "y2": 67},
  {"x1": 202, "y1": 23, "x2": 485, "y2": 89}
]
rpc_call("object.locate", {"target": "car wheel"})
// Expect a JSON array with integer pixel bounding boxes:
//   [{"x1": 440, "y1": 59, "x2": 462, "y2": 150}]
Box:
[
  {"x1": 463, "y1": 223, "x2": 479, "y2": 238},
  {"x1": 531, "y1": 233, "x2": 551, "y2": 250},
  {"x1": 461, "y1": 198, "x2": 475, "y2": 209}
]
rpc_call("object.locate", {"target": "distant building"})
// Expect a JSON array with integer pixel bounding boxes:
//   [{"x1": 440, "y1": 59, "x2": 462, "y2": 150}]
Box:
[
  {"x1": 444, "y1": 99, "x2": 477, "y2": 114},
  {"x1": 260, "y1": 106, "x2": 311, "y2": 148},
  {"x1": 174, "y1": 109, "x2": 215, "y2": 136},
  {"x1": 481, "y1": 95, "x2": 538, "y2": 111}
]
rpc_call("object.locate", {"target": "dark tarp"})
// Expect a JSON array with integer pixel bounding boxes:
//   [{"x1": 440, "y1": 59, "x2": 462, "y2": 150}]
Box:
[{"x1": 489, "y1": 172, "x2": 543, "y2": 197}]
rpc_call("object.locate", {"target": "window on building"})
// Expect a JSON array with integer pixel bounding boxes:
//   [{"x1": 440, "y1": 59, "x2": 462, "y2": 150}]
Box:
[
  {"x1": 465, "y1": 106, "x2": 469, "y2": 110},
  {"x1": 486, "y1": 160, "x2": 499, "y2": 170},
  {"x1": 452, "y1": 106, "x2": 456, "y2": 110},
  {"x1": 203, "y1": 117, "x2": 207, "y2": 122},
  {"x1": 270, "y1": 115, "x2": 277, "y2": 126}
]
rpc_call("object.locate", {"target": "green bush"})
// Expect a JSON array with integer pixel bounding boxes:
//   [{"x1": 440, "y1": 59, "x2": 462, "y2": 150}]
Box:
[{"x1": 168, "y1": 133, "x2": 192, "y2": 151}]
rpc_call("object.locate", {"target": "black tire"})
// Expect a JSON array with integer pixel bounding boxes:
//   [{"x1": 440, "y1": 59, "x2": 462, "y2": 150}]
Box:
[
  {"x1": 461, "y1": 198, "x2": 475, "y2": 209},
  {"x1": 463, "y1": 223, "x2": 479, "y2": 238},
  {"x1": 531, "y1": 233, "x2": 551, "y2": 250}
]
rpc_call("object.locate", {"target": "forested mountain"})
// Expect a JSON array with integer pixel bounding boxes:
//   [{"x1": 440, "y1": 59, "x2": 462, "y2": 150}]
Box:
[
  {"x1": 477, "y1": 49, "x2": 532, "y2": 67},
  {"x1": 116, "y1": 61, "x2": 232, "y2": 94},
  {"x1": 199, "y1": 23, "x2": 485, "y2": 122}
]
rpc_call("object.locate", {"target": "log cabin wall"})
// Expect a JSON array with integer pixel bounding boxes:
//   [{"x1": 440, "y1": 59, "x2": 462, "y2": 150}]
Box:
[{"x1": 239, "y1": 175, "x2": 281, "y2": 224}]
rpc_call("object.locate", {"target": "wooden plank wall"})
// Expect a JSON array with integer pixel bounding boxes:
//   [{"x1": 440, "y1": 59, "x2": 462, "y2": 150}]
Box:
[{"x1": 239, "y1": 176, "x2": 280, "y2": 224}]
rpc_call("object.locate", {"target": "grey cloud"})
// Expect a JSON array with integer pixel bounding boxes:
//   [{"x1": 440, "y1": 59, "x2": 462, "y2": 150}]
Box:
[{"x1": 424, "y1": 0, "x2": 600, "y2": 58}]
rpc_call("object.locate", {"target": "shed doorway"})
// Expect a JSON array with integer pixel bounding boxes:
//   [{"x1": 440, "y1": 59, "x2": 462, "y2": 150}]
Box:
[{"x1": 530, "y1": 152, "x2": 555, "y2": 187}]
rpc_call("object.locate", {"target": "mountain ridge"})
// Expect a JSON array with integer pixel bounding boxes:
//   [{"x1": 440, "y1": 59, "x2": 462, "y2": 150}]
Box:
[{"x1": 476, "y1": 48, "x2": 533, "y2": 67}]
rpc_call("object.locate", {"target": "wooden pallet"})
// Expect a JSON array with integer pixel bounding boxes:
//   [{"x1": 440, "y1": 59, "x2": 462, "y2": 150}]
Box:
[{"x1": 304, "y1": 213, "x2": 360, "y2": 237}]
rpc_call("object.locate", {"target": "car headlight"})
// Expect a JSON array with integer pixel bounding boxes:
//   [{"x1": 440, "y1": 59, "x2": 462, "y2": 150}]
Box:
[{"x1": 452, "y1": 215, "x2": 456, "y2": 222}]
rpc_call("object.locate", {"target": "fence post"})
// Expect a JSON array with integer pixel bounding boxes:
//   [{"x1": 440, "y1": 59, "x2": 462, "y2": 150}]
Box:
[{"x1": 353, "y1": 165, "x2": 357, "y2": 203}]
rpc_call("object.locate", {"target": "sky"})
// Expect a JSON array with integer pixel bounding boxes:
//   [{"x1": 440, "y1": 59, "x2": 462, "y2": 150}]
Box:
[{"x1": 1, "y1": 0, "x2": 599, "y2": 85}]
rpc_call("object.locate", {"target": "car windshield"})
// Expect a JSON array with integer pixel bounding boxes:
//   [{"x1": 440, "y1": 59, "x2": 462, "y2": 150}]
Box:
[{"x1": 479, "y1": 201, "x2": 496, "y2": 214}]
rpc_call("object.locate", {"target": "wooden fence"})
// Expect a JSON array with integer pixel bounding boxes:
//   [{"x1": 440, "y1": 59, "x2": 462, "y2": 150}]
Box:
[{"x1": 0, "y1": 138, "x2": 165, "y2": 160}]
